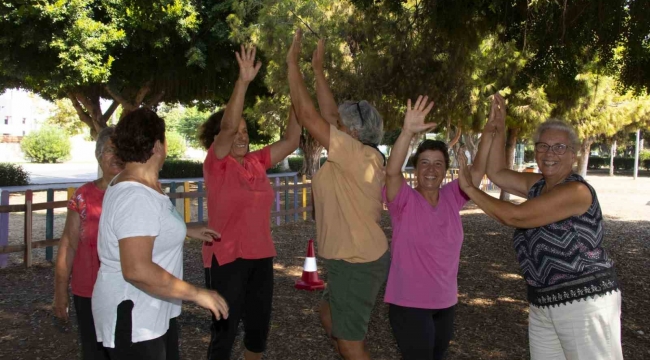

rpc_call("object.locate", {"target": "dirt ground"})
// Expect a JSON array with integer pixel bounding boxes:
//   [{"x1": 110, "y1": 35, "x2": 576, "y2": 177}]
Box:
[{"x1": 0, "y1": 174, "x2": 649, "y2": 359}]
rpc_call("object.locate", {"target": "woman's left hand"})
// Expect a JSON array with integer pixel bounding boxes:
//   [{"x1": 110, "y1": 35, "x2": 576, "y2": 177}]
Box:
[
  {"x1": 457, "y1": 147, "x2": 475, "y2": 192},
  {"x1": 187, "y1": 227, "x2": 221, "y2": 242},
  {"x1": 287, "y1": 28, "x2": 302, "y2": 65}
]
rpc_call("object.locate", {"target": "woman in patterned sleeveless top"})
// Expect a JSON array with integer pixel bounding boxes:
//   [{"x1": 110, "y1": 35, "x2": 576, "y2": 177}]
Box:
[{"x1": 455, "y1": 102, "x2": 622, "y2": 360}]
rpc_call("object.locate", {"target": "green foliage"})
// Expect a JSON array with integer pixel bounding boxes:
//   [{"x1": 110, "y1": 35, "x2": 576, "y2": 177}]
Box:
[
  {"x1": 165, "y1": 132, "x2": 187, "y2": 160},
  {"x1": 20, "y1": 126, "x2": 71, "y2": 163},
  {"x1": 0, "y1": 0, "x2": 264, "y2": 134},
  {"x1": 586, "y1": 156, "x2": 649, "y2": 170},
  {"x1": 0, "y1": 163, "x2": 30, "y2": 186},
  {"x1": 639, "y1": 149, "x2": 650, "y2": 162},
  {"x1": 613, "y1": 157, "x2": 640, "y2": 170},
  {"x1": 507, "y1": 85, "x2": 553, "y2": 139},
  {"x1": 159, "y1": 104, "x2": 211, "y2": 148},
  {"x1": 588, "y1": 157, "x2": 610, "y2": 169},
  {"x1": 288, "y1": 157, "x2": 304, "y2": 172},
  {"x1": 159, "y1": 160, "x2": 202, "y2": 179},
  {"x1": 46, "y1": 99, "x2": 87, "y2": 136},
  {"x1": 561, "y1": 74, "x2": 638, "y2": 141}
]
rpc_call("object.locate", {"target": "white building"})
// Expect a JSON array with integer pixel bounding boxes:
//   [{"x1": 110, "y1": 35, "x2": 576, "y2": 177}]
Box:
[{"x1": 0, "y1": 89, "x2": 52, "y2": 138}]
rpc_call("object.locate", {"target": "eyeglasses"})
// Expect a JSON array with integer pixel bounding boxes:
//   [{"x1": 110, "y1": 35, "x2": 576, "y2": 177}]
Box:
[
  {"x1": 534, "y1": 142, "x2": 573, "y2": 155},
  {"x1": 355, "y1": 102, "x2": 366, "y2": 127}
]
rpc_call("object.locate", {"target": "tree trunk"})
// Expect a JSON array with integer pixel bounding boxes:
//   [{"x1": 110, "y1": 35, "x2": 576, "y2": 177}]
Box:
[
  {"x1": 68, "y1": 92, "x2": 119, "y2": 139},
  {"x1": 577, "y1": 137, "x2": 594, "y2": 178},
  {"x1": 448, "y1": 126, "x2": 462, "y2": 148},
  {"x1": 609, "y1": 140, "x2": 616, "y2": 176},
  {"x1": 402, "y1": 133, "x2": 423, "y2": 170},
  {"x1": 500, "y1": 127, "x2": 519, "y2": 201},
  {"x1": 300, "y1": 132, "x2": 323, "y2": 177},
  {"x1": 463, "y1": 133, "x2": 480, "y2": 164}
]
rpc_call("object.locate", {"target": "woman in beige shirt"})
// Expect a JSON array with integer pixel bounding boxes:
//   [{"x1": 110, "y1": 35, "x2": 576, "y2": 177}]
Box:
[{"x1": 287, "y1": 29, "x2": 389, "y2": 360}]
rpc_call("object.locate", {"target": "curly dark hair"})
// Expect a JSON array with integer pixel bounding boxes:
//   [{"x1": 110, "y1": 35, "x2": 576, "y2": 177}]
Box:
[
  {"x1": 410, "y1": 140, "x2": 450, "y2": 169},
  {"x1": 112, "y1": 108, "x2": 166, "y2": 163},
  {"x1": 198, "y1": 109, "x2": 226, "y2": 150}
]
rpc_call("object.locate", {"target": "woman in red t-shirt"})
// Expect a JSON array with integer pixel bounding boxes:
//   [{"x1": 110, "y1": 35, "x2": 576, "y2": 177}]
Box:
[
  {"x1": 197, "y1": 45, "x2": 301, "y2": 360},
  {"x1": 53, "y1": 127, "x2": 124, "y2": 360}
]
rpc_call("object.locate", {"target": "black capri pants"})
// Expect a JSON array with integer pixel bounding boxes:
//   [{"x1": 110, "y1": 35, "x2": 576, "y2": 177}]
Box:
[
  {"x1": 205, "y1": 255, "x2": 274, "y2": 360},
  {"x1": 389, "y1": 303, "x2": 455, "y2": 360}
]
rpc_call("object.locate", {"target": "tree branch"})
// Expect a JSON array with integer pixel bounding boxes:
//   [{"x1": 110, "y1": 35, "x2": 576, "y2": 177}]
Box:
[
  {"x1": 134, "y1": 80, "x2": 153, "y2": 105},
  {"x1": 561, "y1": 0, "x2": 567, "y2": 43},
  {"x1": 75, "y1": 94, "x2": 99, "y2": 118},
  {"x1": 448, "y1": 126, "x2": 462, "y2": 147},
  {"x1": 102, "y1": 100, "x2": 120, "y2": 123},
  {"x1": 67, "y1": 93, "x2": 93, "y2": 128},
  {"x1": 104, "y1": 85, "x2": 132, "y2": 108},
  {"x1": 144, "y1": 90, "x2": 166, "y2": 108}
]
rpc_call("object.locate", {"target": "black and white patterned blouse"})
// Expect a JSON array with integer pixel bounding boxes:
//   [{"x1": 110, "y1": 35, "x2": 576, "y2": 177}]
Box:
[{"x1": 513, "y1": 173, "x2": 619, "y2": 308}]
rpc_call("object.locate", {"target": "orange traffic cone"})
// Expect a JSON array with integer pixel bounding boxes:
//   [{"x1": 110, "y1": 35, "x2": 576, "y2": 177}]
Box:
[{"x1": 295, "y1": 239, "x2": 325, "y2": 291}]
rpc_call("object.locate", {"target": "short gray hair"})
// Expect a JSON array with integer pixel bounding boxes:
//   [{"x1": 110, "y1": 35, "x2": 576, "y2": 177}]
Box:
[
  {"x1": 338, "y1": 100, "x2": 384, "y2": 145},
  {"x1": 95, "y1": 126, "x2": 115, "y2": 159},
  {"x1": 533, "y1": 119, "x2": 580, "y2": 150}
]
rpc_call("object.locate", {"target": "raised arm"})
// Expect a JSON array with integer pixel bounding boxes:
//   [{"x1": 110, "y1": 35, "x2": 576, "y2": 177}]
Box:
[
  {"x1": 485, "y1": 94, "x2": 541, "y2": 197},
  {"x1": 269, "y1": 105, "x2": 301, "y2": 165},
  {"x1": 312, "y1": 39, "x2": 340, "y2": 126},
  {"x1": 53, "y1": 210, "x2": 81, "y2": 321},
  {"x1": 287, "y1": 29, "x2": 331, "y2": 149},
  {"x1": 213, "y1": 45, "x2": 262, "y2": 159},
  {"x1": 457, "y1": 150, "x2": 591, "y2": 228},
  {"x1": 467, "y1": 94, "x2": 501, "y2": 187},
  {"x1": 386, "y1": 96, "x2": 436, "y2": 202}
]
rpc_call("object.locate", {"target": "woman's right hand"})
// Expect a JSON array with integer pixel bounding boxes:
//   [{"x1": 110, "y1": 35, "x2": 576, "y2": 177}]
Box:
[
  {"x1": 488, "y1": 93, "x2": 506, "y2": 133},
  {"x1": 311, "y1": 38, "x2": 325, "y2": 73},
  {"x1": 53, "y1": 290, "x2": 69, "y2": 321},
  {"x1": 194, "y1": 288, "x2": 229, "y2": 320},
  {"x1": 456, "y1": 147, "x2": 476, "y2": 192},
  {"x1": 403, "y1": 95, "x2": 437, "y2": 136},
  {"x1": 235, "y1": 45, "x2": 262, "y2": 83}
]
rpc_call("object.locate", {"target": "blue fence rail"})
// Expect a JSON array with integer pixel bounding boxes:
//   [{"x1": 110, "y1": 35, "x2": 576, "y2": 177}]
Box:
[{"x1": 0, "y1": 169, "x2": 498, "y2": 268}]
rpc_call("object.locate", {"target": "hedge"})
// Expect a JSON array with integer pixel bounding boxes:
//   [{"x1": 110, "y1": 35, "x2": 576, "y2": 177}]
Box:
[
  {"x1": 587, "y1": 156, "x2": 650, "y2": 170},
  {"x1": 159, "y1": 160, "x2": 203, "y2": 179},
  {"x1": 160, "y1": 156, "x2": 329, "y2": 178},
  {"x1": 0, "y1": 163, "x2": 30, "y2": 186}
]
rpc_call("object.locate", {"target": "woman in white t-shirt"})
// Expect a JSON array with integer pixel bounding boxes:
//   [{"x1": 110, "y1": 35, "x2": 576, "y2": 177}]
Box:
[{"x1": 92, "y1": 108, "x2": 229, "y2": 360}]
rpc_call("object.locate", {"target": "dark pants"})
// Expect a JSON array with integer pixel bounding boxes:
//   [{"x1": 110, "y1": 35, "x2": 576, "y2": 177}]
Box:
[
  {"x1": 73, "y1": 295, "x2": 109, "y2": 360},
  {"x1": 389, "y1": 304, "x2": 455, "y2": 360},
  {"x1": 205, "y1": 256, "x2": 274, "y2": 360},
  {"x1": 106, "y1": 300, "x2": 179, "y2": 360}
]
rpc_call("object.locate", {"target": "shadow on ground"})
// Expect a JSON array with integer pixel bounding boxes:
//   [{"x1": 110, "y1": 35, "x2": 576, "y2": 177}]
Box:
[{"x1": 0, "y1": 208, "x2": 648, "y2": 359}]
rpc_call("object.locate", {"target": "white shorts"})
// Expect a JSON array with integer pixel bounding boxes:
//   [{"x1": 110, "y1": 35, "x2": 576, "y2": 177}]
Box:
[{"x1": 529, "y1": 291, "x2": 622, "y2": 360}]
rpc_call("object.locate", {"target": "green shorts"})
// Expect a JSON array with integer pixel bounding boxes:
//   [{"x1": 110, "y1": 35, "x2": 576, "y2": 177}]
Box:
[{"x1": 322, "y1": 251, "x2": 390, "y2": 341}]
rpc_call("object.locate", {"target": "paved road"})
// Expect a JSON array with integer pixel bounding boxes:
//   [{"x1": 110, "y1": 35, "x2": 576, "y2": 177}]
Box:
[{"x1": 20, "y1": 162, "x2": 98, "y2": 184}]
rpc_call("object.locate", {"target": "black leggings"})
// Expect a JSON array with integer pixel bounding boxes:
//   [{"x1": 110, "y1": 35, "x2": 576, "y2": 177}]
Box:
[
  {"x1": 389, "y1": 304, "x2": 455, "y2": 360},
  {"x1": 73, "y1": 295, "x2": 109, "y2": 360},
  {"x1": 106, "y1": 300, "x2": 179, "y2": 360},
  {"x1": 205, "y1": 256, "x2": 274, "y2": 360}
]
